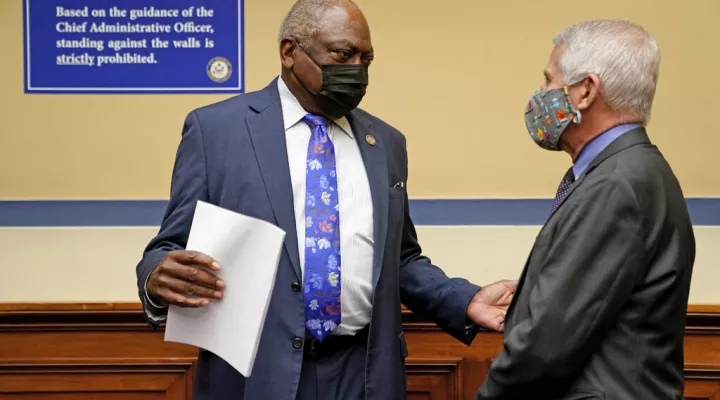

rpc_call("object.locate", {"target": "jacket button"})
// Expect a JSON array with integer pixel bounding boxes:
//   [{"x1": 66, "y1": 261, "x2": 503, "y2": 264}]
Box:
[
  {"x1": 291, "y1": 281, "x2": 301, "y2": 292},
  {"x1": 292, "y1": 337, "x2": 303, "y2": 349}
]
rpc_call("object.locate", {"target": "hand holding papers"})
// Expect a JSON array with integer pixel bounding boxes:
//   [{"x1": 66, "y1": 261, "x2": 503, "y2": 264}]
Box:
[{"x1": 164, "y1": 201, "x2": 286, "y2": 377}]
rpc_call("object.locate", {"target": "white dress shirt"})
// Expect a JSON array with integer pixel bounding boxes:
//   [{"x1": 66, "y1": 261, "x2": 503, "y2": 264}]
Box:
[
  {"x1": 278, "y1": 77, "x2": 375, "y2": 335},
  {"x1": 145, "y1": 78, "x2": 375, "y2": 335}
]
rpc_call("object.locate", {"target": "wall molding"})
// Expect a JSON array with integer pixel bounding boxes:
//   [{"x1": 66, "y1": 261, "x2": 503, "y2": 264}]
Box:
[
  {"x1": 1, "y1": 198, "x2": 719, "y2": 226},
  {"x1": 3, "y1": 302, "x2": 718, "y2": 330}
]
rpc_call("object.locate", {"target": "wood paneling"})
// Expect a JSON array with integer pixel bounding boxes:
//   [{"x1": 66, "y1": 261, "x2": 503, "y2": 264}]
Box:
[
  {"x1": 684, "y1": 365, "x2": 720, "y2": 400},
  {"x1": 0, "y1": 303, "x2": 718, "y2": 399},
  {"x1": 406, "y1": 359, "x2": 463, "y2": 400},
  {"x1": 0, "y1": 303, "x2": 197, "y2": 399}
]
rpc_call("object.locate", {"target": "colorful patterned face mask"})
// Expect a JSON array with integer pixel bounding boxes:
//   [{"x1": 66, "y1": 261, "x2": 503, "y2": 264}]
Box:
[{"x1": 524, "y1": 86, "x2": 581, "y2": 151}]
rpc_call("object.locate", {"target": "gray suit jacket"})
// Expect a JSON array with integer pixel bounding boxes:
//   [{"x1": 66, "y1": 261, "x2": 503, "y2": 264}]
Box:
[{"x1": 476, "y1": 128, "x2": 695, "y2": 400}]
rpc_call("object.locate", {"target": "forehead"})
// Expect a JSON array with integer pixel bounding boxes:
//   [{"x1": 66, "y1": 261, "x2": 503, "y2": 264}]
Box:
[
  {"x1": 544, "y1": 45, "x2": 566, "y2": 77},
  {"x1": 314, "y1": 6, "x2": 372, "y2": 50},
  {"x1": 547, "y1": 44, "x2": 567, "y2": 71}
]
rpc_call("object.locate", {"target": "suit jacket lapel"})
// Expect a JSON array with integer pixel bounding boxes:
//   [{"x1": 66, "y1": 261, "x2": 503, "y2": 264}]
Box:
[
  {"x1": 348, "y1": 110, "x2": 388, "y2": 288},
  {"x1": 513, "y1": 128, "x2": 652, "y2": 317},
  {"x1": 245, "y1": 80, "x2": 302, "y2": 279},
  {"x1": 547, "y1": 127, "x2": 651, "y2": 223}
]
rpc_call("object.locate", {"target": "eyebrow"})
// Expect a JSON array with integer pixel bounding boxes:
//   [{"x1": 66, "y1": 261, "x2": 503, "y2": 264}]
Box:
[
  {"x1": 326, "y1": 39, "x2": 373, "y2": 53},
  {"x1": 328, "y1": 39, "x2": 354, "y2": 47}
]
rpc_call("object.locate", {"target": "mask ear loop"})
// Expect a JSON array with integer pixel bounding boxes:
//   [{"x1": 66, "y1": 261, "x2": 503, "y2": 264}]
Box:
[
  {"x1": 291, "y1": 37, "x2": 323, "y2": 69},
  {"x1": 289, "y1": 37, "x2": 323, "y2": 98},
  {"x1": 561, "y1": 84, "x2": 582, "y2": 124}
]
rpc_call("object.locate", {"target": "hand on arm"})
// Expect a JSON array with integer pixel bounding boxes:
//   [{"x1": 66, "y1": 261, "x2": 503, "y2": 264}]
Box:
[
  {"x1": 396, "y1": 135, "x2": 515, "y2": 340},
  {"x1": 466, "y1": 279, "x2": 518, "y2": 332}
]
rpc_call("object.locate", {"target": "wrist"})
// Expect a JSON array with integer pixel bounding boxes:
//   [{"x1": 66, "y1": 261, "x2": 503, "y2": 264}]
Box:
[{"x1": 144, "y1": 269, "x2": 167, "y2": 308}]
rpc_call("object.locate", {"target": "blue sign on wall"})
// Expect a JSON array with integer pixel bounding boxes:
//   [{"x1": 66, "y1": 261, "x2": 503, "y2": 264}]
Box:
[{"x1": 23, "y1": 0, "x2": 243, "y2": 93}]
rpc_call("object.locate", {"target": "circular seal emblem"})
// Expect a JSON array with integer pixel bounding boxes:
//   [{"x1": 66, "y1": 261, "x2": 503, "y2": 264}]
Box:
[{"x1": 207, "y1": 57, "x2": 232, "y2": 83}]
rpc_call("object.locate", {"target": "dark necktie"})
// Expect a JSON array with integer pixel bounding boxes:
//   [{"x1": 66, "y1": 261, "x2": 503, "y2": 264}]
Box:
[
  {"x1": 549, "y1": 167, "x2": 575, "y2": 218},
  {"x1": 302, "y1": 114, "x2": 341, "y2": 341}
]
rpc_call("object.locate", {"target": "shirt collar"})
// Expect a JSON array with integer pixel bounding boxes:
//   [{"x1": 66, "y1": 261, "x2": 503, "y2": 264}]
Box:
[
  {"x1": 277, "y1": 77, "x2": 353, "y2": 139},
  {"x1": 572, "y1": 123, "x2": 642, "y2": 179}
]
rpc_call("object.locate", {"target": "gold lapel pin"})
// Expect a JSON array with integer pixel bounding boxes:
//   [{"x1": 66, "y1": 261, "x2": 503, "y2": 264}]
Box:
[{"x1": 366, "y1": 135, "x2": 376, "y2": 146}]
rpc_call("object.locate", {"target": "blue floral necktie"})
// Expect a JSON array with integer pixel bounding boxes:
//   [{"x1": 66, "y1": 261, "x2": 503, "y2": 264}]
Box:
[{"x1": 302, "y1": 114, "x2": 341, "y2": 341}]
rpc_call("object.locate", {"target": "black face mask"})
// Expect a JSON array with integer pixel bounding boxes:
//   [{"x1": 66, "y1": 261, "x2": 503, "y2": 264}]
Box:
[{"x1": 292, "y1": 41, "x2": 369, "y2": 119}]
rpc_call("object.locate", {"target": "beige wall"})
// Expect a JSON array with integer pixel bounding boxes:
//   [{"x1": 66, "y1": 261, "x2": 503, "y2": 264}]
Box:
[
  {"x1": 1, "y1": 0, "x2": 718, "y2": 303},
  {"x1": 3, "y1": 226, "x2": 719, "y2": 304},
  {"x1": 3, "y1": 0, "x2": 719, "y2": 199}
]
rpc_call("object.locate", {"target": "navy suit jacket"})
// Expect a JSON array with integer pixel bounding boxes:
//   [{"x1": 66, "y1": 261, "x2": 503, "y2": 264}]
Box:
[{"x1": 136, "y1": 78, "x2": 481, "y2": 400}]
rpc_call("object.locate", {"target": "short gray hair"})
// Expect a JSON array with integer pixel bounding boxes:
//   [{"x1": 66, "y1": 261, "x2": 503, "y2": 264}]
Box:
[
  {"x1": 553, "y1": 20, "x2": 660, "y2": 124},
  {"x1": 278, "y1": 0, "x2": 359, "y2": 45}
]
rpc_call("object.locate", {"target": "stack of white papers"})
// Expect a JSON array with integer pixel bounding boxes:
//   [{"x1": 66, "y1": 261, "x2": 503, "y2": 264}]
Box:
[{"x1": 164, "y1": 200, "x2": 286, "y2": 377}]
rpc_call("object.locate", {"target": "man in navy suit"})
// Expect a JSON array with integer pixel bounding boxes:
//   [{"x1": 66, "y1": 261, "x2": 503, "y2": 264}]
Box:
[{"x1": 136, "y1": 0, "x2": 516, "y2": 399}]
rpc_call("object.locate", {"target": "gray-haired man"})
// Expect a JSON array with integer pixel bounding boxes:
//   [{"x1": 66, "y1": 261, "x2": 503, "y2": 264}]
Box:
[{"x1": 475, "y1": 20, "x2": 695, "y2": 400}]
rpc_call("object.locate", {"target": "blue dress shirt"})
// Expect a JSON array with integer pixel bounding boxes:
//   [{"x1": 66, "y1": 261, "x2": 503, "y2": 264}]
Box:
[{"x1": 572, "y1": 123, "x2": 642, "y2": 179}]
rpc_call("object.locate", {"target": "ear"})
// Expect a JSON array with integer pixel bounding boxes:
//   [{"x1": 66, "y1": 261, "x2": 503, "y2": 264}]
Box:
[
  {"x1": 280, "y1": 38, "x2": 297, "y2": 70},
  {"x1": 575, "y1": 73, "x2": 601, "y2": 111}
]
